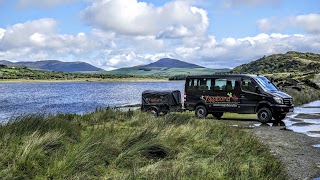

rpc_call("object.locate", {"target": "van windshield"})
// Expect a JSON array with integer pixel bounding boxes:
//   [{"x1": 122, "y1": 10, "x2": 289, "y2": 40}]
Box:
[{"x1": 255, "y1": 76, "x2": 278, "y2": 92}]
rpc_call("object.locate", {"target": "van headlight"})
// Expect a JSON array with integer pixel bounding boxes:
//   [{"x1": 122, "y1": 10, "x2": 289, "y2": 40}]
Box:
[{"x1": 273, "y1": 97, "x2": 283, "y2": 104}]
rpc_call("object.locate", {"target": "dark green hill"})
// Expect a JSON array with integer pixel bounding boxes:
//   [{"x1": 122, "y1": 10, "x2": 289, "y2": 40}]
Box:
[
  {"x1": 231, "y1": 51, "x2": 320, "y2": 74},
  {"x1": 107, "y1": 58, "x2": 228, "y2": 76},
  {"x1": 0, "y1": 60, "x2": 105, "y2": 72},
  {"x1": 143, "y1": 58, "x2": 203, "y2": 68}
]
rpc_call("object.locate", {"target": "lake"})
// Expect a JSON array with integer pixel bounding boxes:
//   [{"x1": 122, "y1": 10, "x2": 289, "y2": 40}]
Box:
[{"x1": 0, "y1": 81, "x2": 185, "y2": 122}]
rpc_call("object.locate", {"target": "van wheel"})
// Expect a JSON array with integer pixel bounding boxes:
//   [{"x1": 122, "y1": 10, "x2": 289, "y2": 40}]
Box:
[
  {"x1": 212, "y1": 112, "x2": 223, "y2": 119},
  {"x1": 195, "y1": 105, "x2": 207, "y2": 118},
  {"x1": 257, "y1": 108, "x2": 272, "y2": 123},
  {"x1": 273, "y1": 114, "x2": 286, "y2": 121},
  {"x1": 148, "y1": 108, "x2": 158, "y2": 117}
]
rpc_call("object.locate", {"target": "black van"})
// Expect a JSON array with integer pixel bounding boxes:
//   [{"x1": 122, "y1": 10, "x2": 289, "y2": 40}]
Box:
[{"x1": 184, "y1": 74, "x2": 294, "y2": 123}]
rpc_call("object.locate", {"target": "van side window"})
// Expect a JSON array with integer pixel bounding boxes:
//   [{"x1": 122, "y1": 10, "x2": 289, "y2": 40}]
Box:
[
  {"x1": 199, "y1": 78, "x2": 209, "y2": 90},
  {"x1": 226, "y1": 80, "x2": 236, "y2": 91},
  {"x1": 187, "y1": 78, "x2": 197, "y2": 90},
  {"x1": 206, "y1": 79, "x2": 211, "y2": 90},
  {"x1": 241, "y1": 79, "x2": 256, "y2": 92},
  {"x1": 187, "y1": 78, "x2": 211, "y2": 91},
  {"x1": 214, "y1": 79, "x2": 227, "y2": 91}
]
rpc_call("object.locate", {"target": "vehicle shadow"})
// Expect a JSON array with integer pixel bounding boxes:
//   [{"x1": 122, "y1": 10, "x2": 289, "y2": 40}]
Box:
[{"x1": 207, "y1": 117, "x2": 286, "y2": 127}]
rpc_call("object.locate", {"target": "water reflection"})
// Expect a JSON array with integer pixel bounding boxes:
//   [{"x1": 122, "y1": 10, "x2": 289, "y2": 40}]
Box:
[{"x1": 284, "y1": 100, "x2": 320, "y2": 138}]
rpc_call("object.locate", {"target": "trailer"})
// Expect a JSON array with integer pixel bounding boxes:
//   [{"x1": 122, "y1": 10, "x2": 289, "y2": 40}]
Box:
[{"x1": 141, "y1": 90, "x2": 182, "y2": 116}]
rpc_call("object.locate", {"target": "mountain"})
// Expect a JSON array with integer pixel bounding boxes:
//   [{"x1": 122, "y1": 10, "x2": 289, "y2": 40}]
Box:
[
  {"x1": 107, "y1": 58, "x2": 228, "y2": 76},
  {"x1": 143, "y1": 58, "x2": 204, "y2": 68},
  {"x1": 231, "y1": 51, "x2": 320, "y2": 74},
  {"x1": 0, "y1": 60, "x2": 104, "y2": 72}
]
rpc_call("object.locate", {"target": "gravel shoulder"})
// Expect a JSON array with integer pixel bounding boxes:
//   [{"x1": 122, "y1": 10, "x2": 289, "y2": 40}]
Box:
[
  {"x1": 251, "y1": 126, "x2": 320, "y2": 180},
  {"x1": 218, "y1": 116, "x2": 320, "y2": 180}
]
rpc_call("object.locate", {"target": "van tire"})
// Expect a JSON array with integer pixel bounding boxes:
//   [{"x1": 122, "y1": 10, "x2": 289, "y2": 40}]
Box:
[
  {"x1": 257, "y1": 108, "x2": 272, "y2": 123},
  {"x1": 212, "y1": 112, "x2": 223, "y2": 119},
  {"x1": 195, "y1": 105, "x2": 207, "y2": 118}
]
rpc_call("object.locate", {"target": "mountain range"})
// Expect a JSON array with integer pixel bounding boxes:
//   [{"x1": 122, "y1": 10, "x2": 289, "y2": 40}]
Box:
[
  {"x1": 107, "y1": 58, "x2": 228, "y2": 76},
  {"x1": 0, "y1": 60, "x2": 105, "y2": 72},
  {"x1": 2, "y1": 51, "x2": 318, "y2": 76}
]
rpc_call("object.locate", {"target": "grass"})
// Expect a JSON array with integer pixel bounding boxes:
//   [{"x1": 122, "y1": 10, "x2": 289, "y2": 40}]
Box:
[{"x1": 0, "y1": 109, "x2": 287, "y2": 179}]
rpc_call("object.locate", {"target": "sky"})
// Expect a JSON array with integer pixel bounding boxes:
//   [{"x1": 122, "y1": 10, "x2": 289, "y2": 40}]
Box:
[{"x1": 0, "y1": 0, "x2": 320, "y2": 70}]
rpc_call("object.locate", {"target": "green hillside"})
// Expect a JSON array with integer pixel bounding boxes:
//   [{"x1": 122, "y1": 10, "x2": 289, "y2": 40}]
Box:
[
  {"x1": 231, "y1": 51, "x2": 320, "y2": 74},
  {"x1": 0, "y1": 65, "x2": 163, "y2": 81},
  {"x1": 107, "y1": 67, "x2": 227, "y2": 77}
]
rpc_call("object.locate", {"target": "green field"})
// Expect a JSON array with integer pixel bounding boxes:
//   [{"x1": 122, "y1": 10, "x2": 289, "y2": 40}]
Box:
[{"x1": 0, "y1": 110, "x2": 287, "y2": 179}]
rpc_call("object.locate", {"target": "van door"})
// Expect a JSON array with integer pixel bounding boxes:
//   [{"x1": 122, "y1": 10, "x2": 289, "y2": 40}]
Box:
[
  {"x1": 205, "y1": 78, "x2": 240, "y2": 113},
  {"x1": 185, "y1": 78, "x2": 210, "y2": 110},
  {"x1": 239, "y1": 77, "x2": 260, "y2": 113}
]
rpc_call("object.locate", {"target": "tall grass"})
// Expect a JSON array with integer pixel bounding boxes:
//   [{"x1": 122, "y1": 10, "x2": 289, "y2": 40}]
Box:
[{"x1": 0, "y1": 109, "x2": 287, "y2": 179}]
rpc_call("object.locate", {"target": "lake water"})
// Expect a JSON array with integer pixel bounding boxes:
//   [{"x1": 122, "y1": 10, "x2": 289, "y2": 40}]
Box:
[
  {"x1": 0, "y1": 81, "x2": 185, "y2": 122},
  {"x1": 285, "y1": 100, "x2": 320, "y2": 138}
]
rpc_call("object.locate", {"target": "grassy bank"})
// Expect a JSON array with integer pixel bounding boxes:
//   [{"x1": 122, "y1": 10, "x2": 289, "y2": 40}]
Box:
[{"x1": 0, "y1": 109, "x2": 287, "y2": 179}]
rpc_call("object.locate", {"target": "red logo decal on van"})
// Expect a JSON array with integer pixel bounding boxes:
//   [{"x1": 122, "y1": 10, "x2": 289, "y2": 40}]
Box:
[{"x1": 231, "y1": 94, "x2": 238, "y2": 102}]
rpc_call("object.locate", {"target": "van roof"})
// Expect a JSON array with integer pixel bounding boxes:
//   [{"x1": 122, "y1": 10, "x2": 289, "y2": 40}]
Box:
[{"x1": 186, "y1": 74, "x2": 262, "y2": 79}]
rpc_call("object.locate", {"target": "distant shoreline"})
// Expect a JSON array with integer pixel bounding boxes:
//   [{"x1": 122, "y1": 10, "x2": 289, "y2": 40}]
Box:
[{"x1": 0, "y1": 78, "x2": 169, "y2": 83}]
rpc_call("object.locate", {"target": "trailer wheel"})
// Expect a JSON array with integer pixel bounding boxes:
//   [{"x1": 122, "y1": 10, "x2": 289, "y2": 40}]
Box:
[
  {"x1": 148, "y1": 107, "x2": 159, "y2": 117},
  {"x1": 195, "y1": 105, "x2": 207, "y2": 118},
  {"x1": 257, "y1": 107, "x2": 272, "y2": 123},
  {"x1": 212, "y1": 112, "x2": 224, "y2": 119}
]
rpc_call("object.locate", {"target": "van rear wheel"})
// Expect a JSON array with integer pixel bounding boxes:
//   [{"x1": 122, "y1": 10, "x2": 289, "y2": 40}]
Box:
[
  {"x1": 257, "y1": 107, "x2": 272, "y2": 123},
  {"x1": 195, "y1": 105, "x2": 207, "y2": 118},
  {"x1": 212, "y1": 112, "x2": 223, "y2": 119}
]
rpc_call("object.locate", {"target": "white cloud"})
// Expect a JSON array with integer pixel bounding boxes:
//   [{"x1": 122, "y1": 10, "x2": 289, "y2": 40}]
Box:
[
  {"x1": 97, "y1": 51, "x2": 171, "y2": 70},
  {"x1": 258, "y1": 13, "x2": 320, "y2": 33},
  {"x1": 0, "y1": 28, "x2": 5, "y2": 39},
  {"x1": 293, "y1": 14, "x2": 320, "y2": 33},
  {"x1": 17, "y1": 0, "x2": 75, "y2": 8},
  {"x1": 1, "y1": 15, "x2": 320, "y2": 71},
  {"x1": 178, "y1": 33, "x2": 320, "y2": 68},
  {"x1": 81, "y1": 0, "x2": 209, "y2": 37},
  {"x1": 0, "y1": 18, "x2": 98, "y2": 61}
]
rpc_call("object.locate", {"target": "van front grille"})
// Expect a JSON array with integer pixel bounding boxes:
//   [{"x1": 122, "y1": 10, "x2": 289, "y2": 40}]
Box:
[{"x1": 283, "y1": 98, "x2": 293, "y2": 105}]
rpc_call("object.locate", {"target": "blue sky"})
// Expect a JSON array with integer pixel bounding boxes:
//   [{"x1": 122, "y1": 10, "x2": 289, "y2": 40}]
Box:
[{"x1": 0, "y1": 0, "x2": 320, "y2": 70}]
